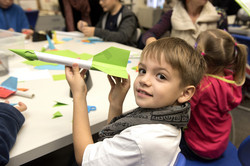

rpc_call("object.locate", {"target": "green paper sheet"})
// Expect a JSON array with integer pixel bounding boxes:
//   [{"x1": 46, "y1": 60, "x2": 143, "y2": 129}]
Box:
[
  {"x1": 91, "y1": 47, "x2": 130, "y2": 79},
  {"x1": 52, "y1": 111, "x2": 63, "y2": 119},
  {"x1": 19, "y1": 47, "x2": 130, "y2": 79},
  {"x1": 132, "y1": 66, "x2": 137, "y2": 71},
  {"x1": 53, "y1": 101, "x2": 68, "y2": 107},
  {"x1": 23, "y1": 60, "x2": 58, "y2": 66},
  {"x1": 53, "y1": 74, "x2": 66, "y2": 81},
  {"x1": 78, "y1": 53, "x2": 94, "y2": 60}
]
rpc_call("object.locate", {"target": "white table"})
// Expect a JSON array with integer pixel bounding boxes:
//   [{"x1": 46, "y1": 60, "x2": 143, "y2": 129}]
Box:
[{"x1": 0, "y1": 34, "x2": 142, "y2": 166}]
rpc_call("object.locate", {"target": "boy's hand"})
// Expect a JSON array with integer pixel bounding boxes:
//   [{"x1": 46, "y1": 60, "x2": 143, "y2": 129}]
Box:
[
  {"x1": 77, "y1": 20, "x2": 89, "y2": 32},
  {"x1": 82, "y1": 27, "x2": 95, "y2": 37},
  {"x1": 65, "y1": 63, "x2": 88, "y2": 98},
  {"x1": 108, "y1": 75, "x2": 130, "y2": 107}
]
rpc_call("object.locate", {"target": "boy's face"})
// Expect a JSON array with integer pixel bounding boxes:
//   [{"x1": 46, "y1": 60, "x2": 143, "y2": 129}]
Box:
[
  {"x1": 99, "y1": 0, "x2": 118, "y2": 12},
  {"x1": 0, "y1": 0, "x2": 13, "y2": 9},
  {"x1": 133, "y1": 54, "x2": 184, "y2": 108}
]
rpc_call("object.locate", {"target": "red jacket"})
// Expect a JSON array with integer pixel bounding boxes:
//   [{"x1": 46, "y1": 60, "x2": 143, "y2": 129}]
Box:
[{"x1": 184, "y1": 71, "x2": 242, "y2": 159}]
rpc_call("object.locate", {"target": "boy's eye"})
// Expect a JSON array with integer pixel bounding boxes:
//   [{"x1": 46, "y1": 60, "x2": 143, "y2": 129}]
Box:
[
  {"x1": 138, "y1": 68, "x2": 146, "y2": 74},
  {"x1": 156, "y1": 74, "x2": 166, "y2": 80}
]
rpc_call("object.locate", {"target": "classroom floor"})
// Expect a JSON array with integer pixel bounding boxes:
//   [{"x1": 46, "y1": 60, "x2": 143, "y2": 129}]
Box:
[{"x1": 21, "y1": 96, "x2": 250, "y2": 166}]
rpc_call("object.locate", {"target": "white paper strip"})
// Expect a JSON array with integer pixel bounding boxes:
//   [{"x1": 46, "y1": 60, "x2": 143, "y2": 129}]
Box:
[{"x1": 34, "y1": 51, "x2": 92, "y2": 69}]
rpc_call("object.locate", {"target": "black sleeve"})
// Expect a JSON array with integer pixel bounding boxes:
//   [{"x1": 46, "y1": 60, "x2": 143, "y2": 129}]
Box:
[{"x1": 0, "y1": 103, "x2": 25, "y2": 165}]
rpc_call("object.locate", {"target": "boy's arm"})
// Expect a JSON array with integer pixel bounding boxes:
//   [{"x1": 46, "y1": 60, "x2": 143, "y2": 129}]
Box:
[
  {"x1": 65, "y1": 64, "x2": 93, "y2": 165},
  {"x1": 72, "y1": 93, "x2": 93, "y2": 165},
  {"x1": 107, "y1": 75, "x2": 130, "y2": 123},
  {"x1": 0, "y1": 103, "x2": 25, "y2": 165}
]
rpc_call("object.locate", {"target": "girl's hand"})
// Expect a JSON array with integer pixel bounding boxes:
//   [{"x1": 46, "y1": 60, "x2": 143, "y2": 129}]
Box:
[
  {"x1": 108, "y1": 75, "x2": 130, "y2": 107},
  {"x1": 65, "y1": 63, "x2": 88, "y2": 98}
]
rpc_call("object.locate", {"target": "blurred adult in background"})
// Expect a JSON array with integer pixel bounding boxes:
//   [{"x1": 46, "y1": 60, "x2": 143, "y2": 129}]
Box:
[
  {"x1": 0, "y1": 0, "x2": 33, "y2": 39},
  {"x1": 142, "y1": 0, "x2": 228, "y2": 48},
  {"x1": 59, "y1": 0, "x2": 91, "y2": 31},
  {"x1": 77, "y1": 0, "x2": 139, "y2": 47}
]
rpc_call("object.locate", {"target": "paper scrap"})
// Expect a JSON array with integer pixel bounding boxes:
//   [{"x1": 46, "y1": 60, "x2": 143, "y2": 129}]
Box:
[
  {"x1": 87, "y1": 105, "x2": 96, "y2": 113},
  {"x1": 62, "y1": 37, "x2": 73, "y2": 41},
  {"x1": 53, "y1": 101, "x2": 68, "y2": 107},
  {"x1": 53, "y1": 74, "x2": 66, "y2": 81},
  {"x1": 52, "y1": 111, "x2": 63, "y2": 119},
  {"x1": 23, "y1": 60, "x2": 58, "y2": 66},
  {"x1": 35, "y1": 65, "x2": 65, "y2": 70}
]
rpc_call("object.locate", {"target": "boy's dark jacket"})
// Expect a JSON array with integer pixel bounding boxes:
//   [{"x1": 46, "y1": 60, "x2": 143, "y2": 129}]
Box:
[
  {"x1": 0, "y1": 103, "x2": 24, "y2": 166},
  {"x1": 95, "y1": 5, "x2": 139, "y2": 47}
]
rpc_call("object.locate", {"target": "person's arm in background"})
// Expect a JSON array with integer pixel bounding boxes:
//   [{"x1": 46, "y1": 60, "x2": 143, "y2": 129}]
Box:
[
  {"x1": 0, "y1": 102, "x2": 27, "y2": 166},
  {"x1": 107, "y1": 75, "x2": 130, "y2": 124},
  {"x1": 142, "y1": 10, "x2": 173, "y2": 46}
]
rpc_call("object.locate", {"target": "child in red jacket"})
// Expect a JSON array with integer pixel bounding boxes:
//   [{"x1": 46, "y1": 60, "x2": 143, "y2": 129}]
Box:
[{"x1": 180, "y1": 29, "x2": 248, "y2": 161}]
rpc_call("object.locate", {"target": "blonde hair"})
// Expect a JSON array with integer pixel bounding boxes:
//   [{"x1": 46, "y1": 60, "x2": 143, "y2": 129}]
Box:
[
  {"x1": 196, "y1": 29, "x2": 248, "y2": 85},
  {"x1": 141, "y1": 37, "x2": 206, "y2": 88}
]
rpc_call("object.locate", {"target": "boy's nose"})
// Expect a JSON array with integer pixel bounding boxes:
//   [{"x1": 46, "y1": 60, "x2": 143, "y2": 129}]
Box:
[{"x1": 139, "y1": 75, "x2": 152, "y2": 86}]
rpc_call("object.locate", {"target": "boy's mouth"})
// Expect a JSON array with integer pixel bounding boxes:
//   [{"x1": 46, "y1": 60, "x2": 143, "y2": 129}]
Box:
[{"x1": 137, "y1": 89, "x2": 153, "y2": 97}]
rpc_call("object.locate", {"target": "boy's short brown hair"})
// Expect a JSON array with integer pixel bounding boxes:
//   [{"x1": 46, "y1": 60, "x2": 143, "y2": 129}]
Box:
[{"x1": 141, "y1": 37, "x2": 206, "y2": 88}]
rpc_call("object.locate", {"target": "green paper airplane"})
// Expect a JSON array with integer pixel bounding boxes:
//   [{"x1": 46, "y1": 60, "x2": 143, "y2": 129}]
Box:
[{"x1": 10, "y1": 47, "x2": 130, "y2": 79}]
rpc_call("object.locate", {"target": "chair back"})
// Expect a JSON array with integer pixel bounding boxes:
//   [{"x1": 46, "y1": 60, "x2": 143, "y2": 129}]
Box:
[
  {"x1": 238, "y1": 135, "x2": 250, "y2": 166},
  {"x1": 174, "y1": 152, "x2": 186, "y2": 166}
]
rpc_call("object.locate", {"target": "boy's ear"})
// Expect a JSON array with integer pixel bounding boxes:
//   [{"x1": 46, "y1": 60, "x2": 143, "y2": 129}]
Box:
[{"x1": 177, "y1": 85, "x2": 196, "y2": 103}]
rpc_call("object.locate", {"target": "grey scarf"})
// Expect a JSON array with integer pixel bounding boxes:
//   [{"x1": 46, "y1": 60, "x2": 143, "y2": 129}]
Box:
[{"x1": 98, "y1": 102, "x2": 191, "y2": 141}]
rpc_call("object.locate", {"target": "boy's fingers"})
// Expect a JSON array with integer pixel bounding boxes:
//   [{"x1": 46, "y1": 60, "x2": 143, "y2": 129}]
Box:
[
  {"x1": 65, "y1": 66, "x2": 72, "y2": 77},
  {"x1": 108, "y1": 75, "x2": 115, "y2": 86},
  {"x1": 65, "y1": 66, "x2": 71, "y2": 72},
  {"x1": 114, "y1": 77, "x2": 121, "y2": 84},
  {"x1": 72, "y1": 63, "x2": 80, "y2": 73},
  {"x1": 80, "y1": 69, "x2": 87, "y2": 78}
]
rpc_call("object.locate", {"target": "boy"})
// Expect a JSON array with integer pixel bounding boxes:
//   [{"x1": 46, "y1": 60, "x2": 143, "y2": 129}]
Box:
[
  {"x1": 0, "y1": 0, "x2": 33, "y2": 39},
  {"x1": 77, "y1": 0, "x2": 139, "y2": 47},
  {"x1": 65, "y1": 37, "x2": 206, "y2": 165}
]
